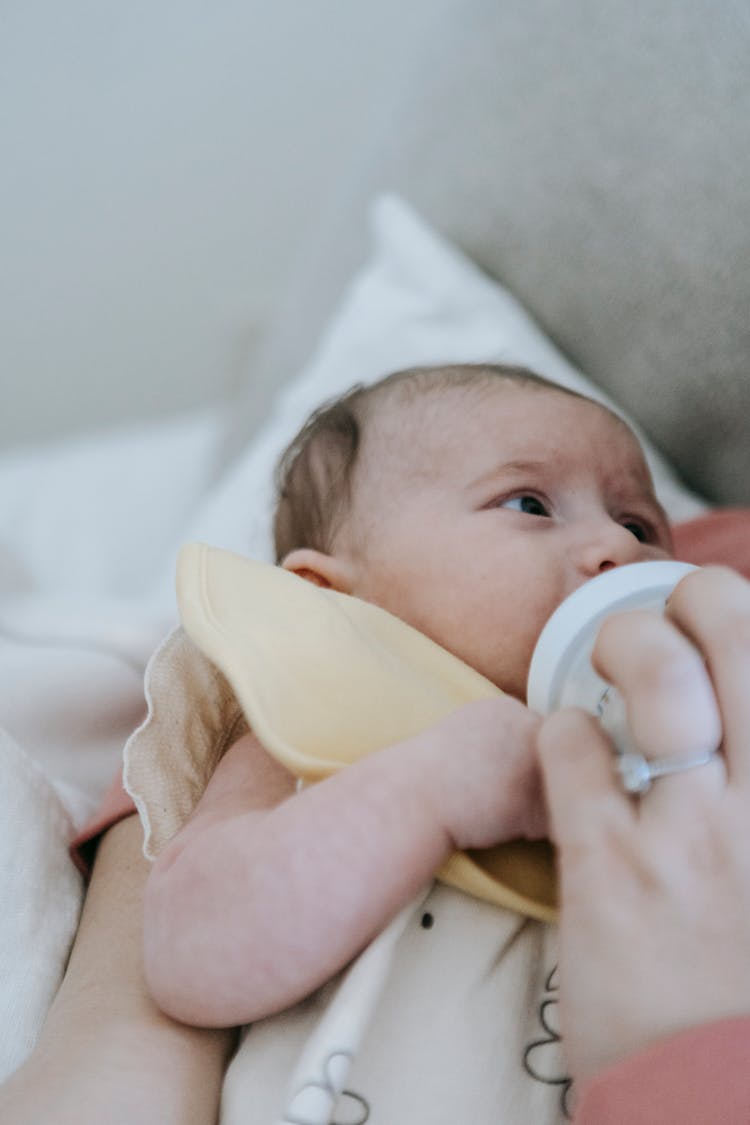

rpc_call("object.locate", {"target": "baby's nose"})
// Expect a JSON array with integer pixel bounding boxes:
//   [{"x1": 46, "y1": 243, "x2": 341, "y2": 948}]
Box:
[{"x1": 578, "y1": 521, "x2": 648, "y2": 577}]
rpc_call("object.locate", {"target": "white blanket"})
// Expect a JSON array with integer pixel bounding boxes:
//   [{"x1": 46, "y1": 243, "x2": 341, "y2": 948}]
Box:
[
  {"x1": 0, "y1": 409, "x2": 221, "y2": 1080},
  {"x1": 0, "y1": 730, "x2": 82, "y2": 1081}
]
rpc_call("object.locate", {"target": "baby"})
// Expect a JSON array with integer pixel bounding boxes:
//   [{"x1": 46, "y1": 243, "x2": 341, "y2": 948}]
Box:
[{"x1": 142, "y1": 363, "x2": 673, "y2": 1121}]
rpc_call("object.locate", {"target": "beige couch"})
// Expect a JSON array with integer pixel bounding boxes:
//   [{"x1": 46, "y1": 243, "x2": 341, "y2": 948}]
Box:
[{"x1": 230, "y1": 0, "x2": 749, "y2": 507}]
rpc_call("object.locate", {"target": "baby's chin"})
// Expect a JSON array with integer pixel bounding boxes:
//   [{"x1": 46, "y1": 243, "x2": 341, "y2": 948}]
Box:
[
  {"x1": 498, "y1": 651, "x2": 537, "y2": 704},
  {"x1": 488, "y1": 670, "x2": 528, "y2": 704},
  {"x1": 468, "y1": 649, "x2": 532, "y2": 703}
]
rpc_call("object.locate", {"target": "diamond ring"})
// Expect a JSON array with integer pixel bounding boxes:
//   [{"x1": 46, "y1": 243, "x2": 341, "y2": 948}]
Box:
[{"x1": 616, "y1": 749, "x2": 721, "y2": 795}]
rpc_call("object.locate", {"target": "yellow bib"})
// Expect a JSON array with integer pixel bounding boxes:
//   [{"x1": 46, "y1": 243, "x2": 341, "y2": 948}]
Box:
[{"x1": 177, "y1": 543, "x2": 556, "y2": 922}]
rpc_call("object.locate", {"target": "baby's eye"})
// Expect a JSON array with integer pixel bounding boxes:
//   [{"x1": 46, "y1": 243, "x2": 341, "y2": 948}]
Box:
[
  {"x1": 622, "y1": 519, "x2": 649, "y2": 543},
  {"x1": 502, "y1": 494, "x2": 551, "y2": 517}
]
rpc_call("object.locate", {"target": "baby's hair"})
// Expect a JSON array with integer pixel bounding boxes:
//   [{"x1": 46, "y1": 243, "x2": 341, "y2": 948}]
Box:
[{"x1": 273, "y1": 363, "x2": 590, "y2": 563}]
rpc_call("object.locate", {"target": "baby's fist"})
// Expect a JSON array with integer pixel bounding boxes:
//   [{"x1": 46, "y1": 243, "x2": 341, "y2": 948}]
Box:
[{"x1": 420, "y1": 697, "x2": 546, "y2": 851}]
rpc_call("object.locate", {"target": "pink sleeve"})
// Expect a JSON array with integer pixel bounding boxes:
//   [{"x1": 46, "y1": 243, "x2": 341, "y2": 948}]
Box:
[
  {"x1": 69, "y1": 770, "x2": 138, "y2": 877},
  {"x1": 573, "y1": 1017, "x2": 750, "y2": 1124},
  {"x1": 672, "y1": 508, "x2": 750, "y2": 579}
]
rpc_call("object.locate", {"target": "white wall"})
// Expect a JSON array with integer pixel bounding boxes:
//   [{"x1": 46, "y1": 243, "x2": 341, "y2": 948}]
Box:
[{"x1": 0, "y1": 1, "x2": 429, "y2": 449}]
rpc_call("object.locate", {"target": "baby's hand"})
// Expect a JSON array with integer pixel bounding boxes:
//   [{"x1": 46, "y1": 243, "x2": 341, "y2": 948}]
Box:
[{"x1": 419, "y1": 697, "x2": 547, "y2": 852}]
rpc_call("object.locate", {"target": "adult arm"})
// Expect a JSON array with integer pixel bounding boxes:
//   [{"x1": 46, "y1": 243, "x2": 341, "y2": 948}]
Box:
[
  {"x1": 144, "y1": 694, "x2": 545, "y2": 1027},
  {"x1": 536, "y1": 566, "x2": 750, "y2": 1120},
  {"x1": 0, "y1": 814, "x2": 235, "y2": 1125}
]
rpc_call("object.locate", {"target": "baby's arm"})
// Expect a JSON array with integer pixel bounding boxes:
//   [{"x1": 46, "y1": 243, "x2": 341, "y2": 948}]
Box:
[{"x1": 143, "y1": 696, "x2": 543, "y2": 1028}]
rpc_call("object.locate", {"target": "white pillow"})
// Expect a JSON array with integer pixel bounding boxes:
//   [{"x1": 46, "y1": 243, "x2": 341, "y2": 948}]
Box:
[{"x1": 161, "y1": 194, "x2": 707, "y2": 585}]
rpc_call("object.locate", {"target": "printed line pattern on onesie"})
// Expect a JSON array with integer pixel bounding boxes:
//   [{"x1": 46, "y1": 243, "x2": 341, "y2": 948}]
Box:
[{"x1": 522, "y1": 964, "x2": 573, "y2": 1119}]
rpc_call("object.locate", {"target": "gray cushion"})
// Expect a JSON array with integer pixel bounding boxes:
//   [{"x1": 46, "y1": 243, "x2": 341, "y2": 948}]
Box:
[{"x1": 231, "y1": 0, "x2": 749, "y2": 505}]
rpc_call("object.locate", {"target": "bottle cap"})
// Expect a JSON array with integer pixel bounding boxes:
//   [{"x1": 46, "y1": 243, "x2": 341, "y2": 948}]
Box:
[{"x1": 527, "y1": 560, "x2": 697, "y2": 717}]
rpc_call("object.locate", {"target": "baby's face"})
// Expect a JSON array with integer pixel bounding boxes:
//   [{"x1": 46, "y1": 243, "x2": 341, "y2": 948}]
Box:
[{"x1": 339, "y1": 383, "x2": 673, "y2": 700}]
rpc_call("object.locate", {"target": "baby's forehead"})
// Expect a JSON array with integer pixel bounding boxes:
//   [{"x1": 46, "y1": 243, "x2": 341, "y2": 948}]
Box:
[
  {"x1": 362, "y1": 384, "x2": 469, "y2": 466},
  {"x1": 350, "y1": 380, "x2": 657, "y2": 528},
  {"x1": 364, "y1": 379, "x2": 635, "y2": 465}
]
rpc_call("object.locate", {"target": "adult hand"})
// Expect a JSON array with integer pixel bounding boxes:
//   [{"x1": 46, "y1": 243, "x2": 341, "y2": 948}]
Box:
[{"x1": 537, "y1": 566, "x2": 750, "y2": 1088}]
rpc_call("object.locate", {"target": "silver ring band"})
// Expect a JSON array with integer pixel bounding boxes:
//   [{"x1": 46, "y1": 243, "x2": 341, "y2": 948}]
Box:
[{"x1": 617, "y1": 749, "x2": 720, "y2": 795}]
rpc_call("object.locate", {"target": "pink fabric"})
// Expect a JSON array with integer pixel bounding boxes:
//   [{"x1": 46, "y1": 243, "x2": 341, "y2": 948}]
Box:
[
  {"x1": 672, "y1": 508, "x2": 750, "y2": 578},
  {"x1": 574, "y1": 1017, "x2": 750, "y2": 1124}
]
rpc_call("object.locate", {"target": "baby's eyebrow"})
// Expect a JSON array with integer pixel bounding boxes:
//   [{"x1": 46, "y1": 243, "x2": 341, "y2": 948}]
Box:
[{"x1": 463, "y1": 458, "x2": 549, "y2": 492}]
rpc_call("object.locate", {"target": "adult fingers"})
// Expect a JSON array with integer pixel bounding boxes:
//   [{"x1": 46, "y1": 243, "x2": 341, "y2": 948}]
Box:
[
  {"x1": 591, "y1": 609, "x2": 724, "y2": 816},
  {"x1": 537, "y1": 709, "x2": 633, "y2": 853},
  {"x1": 666, "y1": 566, "x2": 750, "y2": 785}
]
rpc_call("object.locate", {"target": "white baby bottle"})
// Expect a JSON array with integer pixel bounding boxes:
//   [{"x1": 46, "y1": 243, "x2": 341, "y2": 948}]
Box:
[{"x1": 527, "y1": 560, "x2": 698, "y2": 792}]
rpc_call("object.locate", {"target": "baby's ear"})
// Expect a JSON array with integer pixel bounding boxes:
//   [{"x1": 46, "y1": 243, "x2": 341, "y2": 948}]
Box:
[{"x1": 281, "y1": 548, "x2": 355, "y2": 594}]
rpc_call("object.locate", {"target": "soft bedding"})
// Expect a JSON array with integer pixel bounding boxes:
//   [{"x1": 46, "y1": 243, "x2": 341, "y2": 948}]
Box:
[
  {"x1": 0, "y1": 195, "x2": 725, "y2": 1083},
  {"x1": 0, "y1": 411, "x2": 222, "y2": 1080}
]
